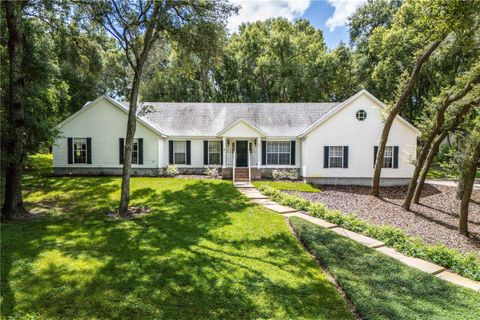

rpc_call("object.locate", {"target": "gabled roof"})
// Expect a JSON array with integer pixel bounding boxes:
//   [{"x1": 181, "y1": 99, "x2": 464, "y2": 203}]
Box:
[
  {"x1": 298, "y1": 90, "x2": 420, "y2": 137},
  {"x1": 217, "y1": 118, "x2": 268, "y2": 136},
  {"x1": 138, "y1": 102, "x2": 340, "y2": 137},
  {"x1": 58, "y1": 95, "x2": 167, "y2": 137}
]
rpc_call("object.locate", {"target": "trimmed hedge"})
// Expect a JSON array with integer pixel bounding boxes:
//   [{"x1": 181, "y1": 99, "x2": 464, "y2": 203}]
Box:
[{"x1": 258, "y1": 184, "x2": 480, "y2": 281}]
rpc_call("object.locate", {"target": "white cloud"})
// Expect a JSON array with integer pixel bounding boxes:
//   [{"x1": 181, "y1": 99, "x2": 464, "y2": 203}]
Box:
[
  {"x1": 325, "y1": 0, "x2": 366, "y2": 32},
  {"x1": 227, "y1": 0, "x2": 311, "y2": 33}
]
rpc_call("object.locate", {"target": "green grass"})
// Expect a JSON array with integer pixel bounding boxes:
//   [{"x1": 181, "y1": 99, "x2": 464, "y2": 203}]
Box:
[
  {"x1": 290, "y1": 217, "x2": 480, "y2": 320},
  {"x1": 1, "y1": 176, "x2": 351, "y2": 319},
  {"x1": 24, "y1": 153, "x2": 53, "y2": 176},
  {"x1": 252, "y1": 181, "x2": 320, "y2": 192},
  {"x1": 427, "y1": 165, "x2": 480, "y2": 180}
]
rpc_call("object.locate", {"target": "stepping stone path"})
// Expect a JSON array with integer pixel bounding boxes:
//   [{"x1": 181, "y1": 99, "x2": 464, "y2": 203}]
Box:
[{"x1": 234, "y1": 182, "x2": 480, "y2": 292}]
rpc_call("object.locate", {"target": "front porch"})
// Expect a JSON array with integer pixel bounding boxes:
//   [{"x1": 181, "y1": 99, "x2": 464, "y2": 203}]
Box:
[{"x1": 222, "y1": 137, "x2": 261, "y2": 181}]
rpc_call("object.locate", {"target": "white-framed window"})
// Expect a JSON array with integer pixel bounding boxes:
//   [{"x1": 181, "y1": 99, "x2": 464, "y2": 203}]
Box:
[
  {"x1": 132, "y1": 138, "x2": 139, "y2": 164},
  {"x1": 173, "y1": 141, "x2": 186, "y2": 164},
  {"x1": 208, "y1": 141, "x2": 221, "y2": 165},
  {"x1": 73, "y1": 138, "x2": 88, "y2": 164},
  {"x1": 383, "y1": 146, "x2": 393, "y2": 168},
  {"x1": 267, "y1": 141, "x2": 291, "y2": 165},
  {"x1": 328, "y1": 146, "x2": 343, "y2": 168}
]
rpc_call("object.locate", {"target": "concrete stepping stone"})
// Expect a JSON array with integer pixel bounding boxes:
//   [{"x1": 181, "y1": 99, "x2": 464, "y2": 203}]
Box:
[
  {"x1": 234, "y1": 182, "x2": 254, "y2": 188},
  {"x1": 436, "y1": 271, "x2": 480, "y2": 291},
  {"x1": 263, "y1": 204, "x2": 298, "y2": 214},
  {"x1": 331, "y1": 227, "x2": 384, "y2": 248},
  {"x1": 238, "y1": 190, "x2": 268, "y2": 199},
  {"x1": 376, "y1": 246, "x2": 408, "y2": 260},
  {"x1": 251, "y1": 198, "x2": 278, "y2": 205},
  {"x1": 287, "y1": 212, "x2": 337, "y2": 229},
  {"x1": 397, "y1": 256, "x2": 445, "y2": 275}
]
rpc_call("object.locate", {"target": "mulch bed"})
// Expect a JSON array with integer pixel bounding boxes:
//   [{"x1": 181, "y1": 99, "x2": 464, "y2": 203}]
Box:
[{"x1": 286, "y1": 184, "x2": 480, "y2": 256}]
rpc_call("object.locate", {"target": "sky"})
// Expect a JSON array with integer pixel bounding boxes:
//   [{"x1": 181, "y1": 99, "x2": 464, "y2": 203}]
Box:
[{"x1": 227, "y1": 0, "x2": 367, "y2": 50}]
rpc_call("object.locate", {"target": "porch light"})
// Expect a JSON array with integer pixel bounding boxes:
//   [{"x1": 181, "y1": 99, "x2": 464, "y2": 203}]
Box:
[{"x1": 227, "y1": 139, "x2": 230, "y2": 146}]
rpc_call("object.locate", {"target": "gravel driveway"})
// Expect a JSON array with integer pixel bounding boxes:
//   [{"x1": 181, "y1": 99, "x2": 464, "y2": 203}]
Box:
[{"x1": 287, "y1": 184, "x2": 480, "y2": 256}]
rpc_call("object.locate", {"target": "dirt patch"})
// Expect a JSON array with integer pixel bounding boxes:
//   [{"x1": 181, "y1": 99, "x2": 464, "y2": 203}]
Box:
[
  {"x1": 286, "y1": 184, "x2": 480, "y2": 256},
  {"x1": 106, "y1": 206, "x2": 151, "y2": 219}
]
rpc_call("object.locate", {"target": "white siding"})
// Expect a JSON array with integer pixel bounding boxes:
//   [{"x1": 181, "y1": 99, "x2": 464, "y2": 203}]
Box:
[
  {"x1": 164, "y1": 138, "x2": 223, "y2": 168},
  {"x1": 304, "y1": 94, "x2": 417, "y2": 178},
  {"x1": 220, "y1": 121, "x2": 263, "y2": 138},
  {"x1": 53, "y1": 99, "x2": 160, "y2": 168}
]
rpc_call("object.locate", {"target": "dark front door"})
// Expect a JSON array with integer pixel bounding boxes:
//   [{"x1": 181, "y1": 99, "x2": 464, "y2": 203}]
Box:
[{"x1": 236, "y1": 140, "x2": 248, "y2": 167}]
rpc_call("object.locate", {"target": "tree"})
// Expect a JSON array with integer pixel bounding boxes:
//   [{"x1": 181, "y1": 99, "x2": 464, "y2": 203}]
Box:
[
  {"x1": 89, "y1": 0, "x2": 234, "y2": 216},
  {"x1": 2, "y1": 0, "x2": 28, "y2": 220},
  {"x1": 370, "y1": 0, "x2": 479, "y2": 196},
  {"x1": 402, "y1": 65, "x2": 480, "y2": 210}
]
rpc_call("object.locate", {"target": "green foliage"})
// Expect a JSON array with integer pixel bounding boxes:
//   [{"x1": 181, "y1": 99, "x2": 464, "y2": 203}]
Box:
[
  {"x1": 290, "y1": 217, "x2": 480, "y2": 320},
  {"x1": 258, "y1": 185, "x2": 480, "y2": 280},
  {"x1": 1, "y1": 177, "x2": 352, "y2": 319},
  {"x1": 24, "y1": 154, "x2": 53, "y2": 177}
]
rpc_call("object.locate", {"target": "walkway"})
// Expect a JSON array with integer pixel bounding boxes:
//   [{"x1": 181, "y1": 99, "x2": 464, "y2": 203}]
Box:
[
  {"x1": 234, "y1": 181, "x2": 480, "y2": 292},
  {"x1": 426, "y1": 179, "x2": 480, "y2": 190}
]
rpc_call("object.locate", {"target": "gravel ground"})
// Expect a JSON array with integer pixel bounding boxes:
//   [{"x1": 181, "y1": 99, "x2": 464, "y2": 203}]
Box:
[{"x1": 286, "y1": 184, "x2": 480, "y2": 256}]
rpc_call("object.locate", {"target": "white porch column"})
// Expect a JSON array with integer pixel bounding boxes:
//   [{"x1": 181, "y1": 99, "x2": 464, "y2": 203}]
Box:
[
  {"x1": 222, "y1": 136, "x2": 227, "y2": 168},
  {"x1": 257, "y1": 137, "x2": 261, "y2": 169}
]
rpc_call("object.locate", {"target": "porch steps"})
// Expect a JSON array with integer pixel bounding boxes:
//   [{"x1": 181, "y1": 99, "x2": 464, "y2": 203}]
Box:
[{"x1": 234, "y1": 168, "x2": 250, "y2": 181}]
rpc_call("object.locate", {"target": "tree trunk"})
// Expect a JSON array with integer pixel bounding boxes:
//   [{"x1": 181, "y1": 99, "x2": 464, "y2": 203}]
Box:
[
  {"x1": 402, "y1": 74, "x2": 479, "y2": 210},
  {"x1": 1, "y1": 1, "x2": 26, "y2": 221},
  {"x1": 413, "y1": 101, "x2": 477, "y2": 203},
  {"x1": 118, "y1": 70, "x2": 142, "y2": 216},
  {"x1": 371, "y1": 40, "x2": 442, "y2": 197},
  {"x1": 458, "y1": 139, "x2": 480, "y2": 236}
]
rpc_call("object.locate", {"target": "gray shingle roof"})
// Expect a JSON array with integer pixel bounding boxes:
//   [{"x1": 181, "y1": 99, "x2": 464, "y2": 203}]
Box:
[{"x1": 122, "y1": 102, "x2": 340, "y2": 137}]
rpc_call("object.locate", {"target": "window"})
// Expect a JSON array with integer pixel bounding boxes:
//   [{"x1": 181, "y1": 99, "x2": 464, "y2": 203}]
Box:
[
  {"x1": 329, "y1": 146, "x2": 343, "y2": 168},
  {"x1": 208, "y1": 141, "x2": 221, "y2": 165},
  {"x1": 131, "y1": 139, "x2": 139, "y2": 164},
  {"x1": 356, "y1": 109, "x2": 367, "y2": 121},
  {"x1": 267, "y1": 141, "x2": 291, "y2": 165},
  {"x1": 383, "y1": 146, "x2": 393, "y2": 168},
  {"x1": 73, "y1": 138, "x2": 87, "y2": 164},
  {"x1": 173, "y1": 141, "x2": 186, "y2": 164}
]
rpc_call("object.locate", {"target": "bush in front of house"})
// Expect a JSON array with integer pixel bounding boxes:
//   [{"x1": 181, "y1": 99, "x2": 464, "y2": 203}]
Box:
[
  {"x1": 257, "y1": 184, "x2": 480, "y2": 281},
  {"x1": 272, "y1": 169, "x2": 298, "y2": 180},
  {"x1": 204, "y1": 167, "x2": 219, "y2": 178},
  {"x1": 165, "y1": 164, "x2": 179, "y2": 177}
]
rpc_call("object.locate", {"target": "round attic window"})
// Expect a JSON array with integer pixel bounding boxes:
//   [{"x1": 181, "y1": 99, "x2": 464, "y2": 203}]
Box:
[{"x1": 356, "y1": 109, "x2": 367, "y2": 121}]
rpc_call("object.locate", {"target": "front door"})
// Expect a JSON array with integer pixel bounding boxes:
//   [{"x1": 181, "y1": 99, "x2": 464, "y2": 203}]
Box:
[{"x1": 236, "y1": 140, "x2": 248, "y2": 167}]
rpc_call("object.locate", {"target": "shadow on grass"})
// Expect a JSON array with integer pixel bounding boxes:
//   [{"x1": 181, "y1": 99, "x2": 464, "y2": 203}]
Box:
[
  {"x1": 291, "y1": 217, "x2": 480, "y2": 320},
  {"x1": 1, "y1": 177, "x2": 351, "y2": 319}
]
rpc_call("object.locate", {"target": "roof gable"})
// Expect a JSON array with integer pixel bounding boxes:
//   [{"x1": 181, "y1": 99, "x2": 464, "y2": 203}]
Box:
[
  {"x1": 217, "y1": 119, "x2": 267, "y2": 137},
  {"x1": 298, "y1": 90, "x2": 420, "y2": 137},
  {"x1": 58, "y1": 95, "x2": 167, "y2": 137}
]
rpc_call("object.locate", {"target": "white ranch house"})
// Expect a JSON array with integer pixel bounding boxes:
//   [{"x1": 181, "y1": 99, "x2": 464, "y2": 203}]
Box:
[{"x1": 53, "y1": 90, "x2": 419, "y2": 185}]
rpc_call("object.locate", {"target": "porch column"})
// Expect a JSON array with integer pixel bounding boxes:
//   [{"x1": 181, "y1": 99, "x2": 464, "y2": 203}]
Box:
[
  {"x1": 257, "y1": 137, "x2": 261, "y2": 169},
  {"x1": 222, "y1": 136, "x2": 227, "y2": 168}
]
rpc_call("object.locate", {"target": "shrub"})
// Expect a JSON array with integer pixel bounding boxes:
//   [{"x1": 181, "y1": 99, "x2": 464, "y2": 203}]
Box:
[
  {"x1": 272, "y1": 169, "x2": 298, "y2": 180},
  {"x1": 204, "y1": 167, "x2": 219, "y2": 178},
  {"x1": 257, "y1": 185, "x2": 480, "y2": 281},
  {"x1": 165, "y1": 164, "x2": 179, "y2": 177}
]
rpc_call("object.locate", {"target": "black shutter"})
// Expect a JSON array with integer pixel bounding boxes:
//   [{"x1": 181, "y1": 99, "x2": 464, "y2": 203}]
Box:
[
  {"x1": 138, "y1": 138, "x2": 143, "y2": 165},
  {"x1": 119, "y1": 138, "x2": 124, "y2": 164},
  {"x1": 261, "y1": 141, "x2": 266, "y2": 165},
  {"x1": 393, "y1": 146, "x2": 399, "y2": 168},
  {"x1": 374, "y1": 146, "x2": 378, "y2": 167},
  {"x1": 290, "y1": 141, "x2": 296, "y2": 165},
  {"x1": 343, "y1": 146, "x2": 349, "y2": 168},
  {"x1": 204, "y1": 141, "x2": 208, "y2": 165},
  {"x1": 86, "y1": 138, "x2": 92, "y2": 164},
  {"x1": 220, "y1": 140, "x2": 224, "y2": 165},
  {"x1": 186, "y1": 140, "x2": 191, "y2": 165},
  {"x1": 169, "y1": 141, "x2": 174, "y2": 164},
  {"x1": 67, "y1": 138, "x2": 73, "y2": 164},
  {"x1": 324, "y1": 146, "x2": 329, "y2": 168}
]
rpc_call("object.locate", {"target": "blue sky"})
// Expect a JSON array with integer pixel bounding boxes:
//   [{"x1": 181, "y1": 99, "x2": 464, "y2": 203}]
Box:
[{"x1": 227, "y1": 0, "x2": 366, "y2": 50}]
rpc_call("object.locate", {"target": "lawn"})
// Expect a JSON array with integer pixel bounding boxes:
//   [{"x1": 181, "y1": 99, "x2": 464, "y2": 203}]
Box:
[
  {"x1": 427, "y1": 165, "x2": 480, "y2": 180},
  {"x1": 1, "y1": 176, "x2": 351, "y2": 319},
  {"x1": 290, "y1": 217, "x2": 480, "y2": 320},
  {"x1": 252, "y1": 180, "x2": 320, "y2": 192}
]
